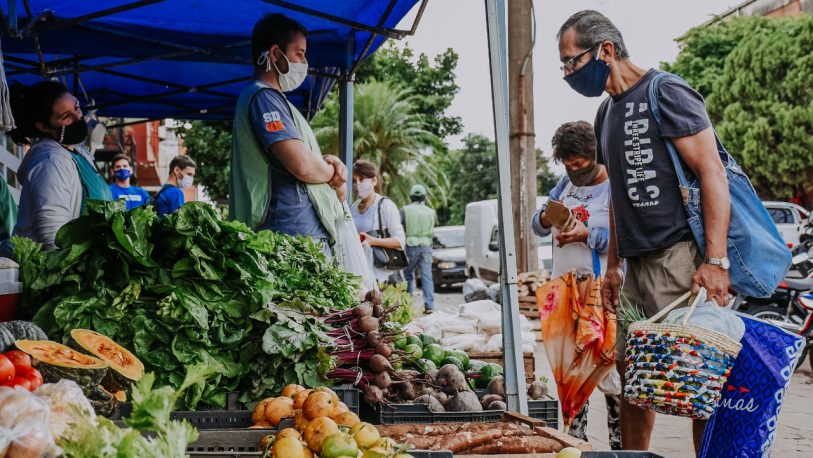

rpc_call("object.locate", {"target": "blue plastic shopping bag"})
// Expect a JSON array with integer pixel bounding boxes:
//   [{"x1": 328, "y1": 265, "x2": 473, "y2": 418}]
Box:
[{"x1": 699, "y1": 313, "x2": 804, "y2": 457}]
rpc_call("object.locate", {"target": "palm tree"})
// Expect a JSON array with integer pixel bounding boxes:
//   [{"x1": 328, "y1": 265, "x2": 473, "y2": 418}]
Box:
[{"x1": 312, "y1": 80, "x2": 447, "y2": 207}]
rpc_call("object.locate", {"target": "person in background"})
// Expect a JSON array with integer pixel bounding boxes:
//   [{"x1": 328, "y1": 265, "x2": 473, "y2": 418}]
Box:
[
  {"x1": 109, "y1": 154, "x2": 151, "y2": 210},
  {"x1": 10, "y1": 81, "x2": 111, "y2": 251},
  {"x1": 401, "y1": 184, "x2": 436, "y2": 314},
  {"x1": 558, "y1": 10, "x2": 732, "y2": 452},
  {"x1": 155, "y1": 155, "x2": 195, "y2": 217},
  {"x1": 350, "y1": 160, "x2": 406, "y2": 284},
  {"x1": 531, "y1": 120, "x2": 621, "y2": 449}
]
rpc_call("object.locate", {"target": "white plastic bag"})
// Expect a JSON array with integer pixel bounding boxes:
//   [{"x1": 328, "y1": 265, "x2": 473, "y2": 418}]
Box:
[
  {"x1": 487, "y1": 283, "x2": 501, "y2": 303},
  {"x1": 333, "y1": 203, "x2": 377, "y2": 295},
  {"x1": 459, "y1": 299, "x2": 501, "y2": 319},
  {"x1": 597, "y1": 368, "x2": 622, "y2": 396},
  {"x1": 441, "y1": 334, "x2": 487, "y2": 352},
  {"x1": 0, "y1": 386, "x2": 57, "y2": 458},
  {"x1": 463, "y1": 278, "x2": 489, "y2": 303},
  {"x1": 664, "y1": 288, "x2": 746, "y2": 342}
]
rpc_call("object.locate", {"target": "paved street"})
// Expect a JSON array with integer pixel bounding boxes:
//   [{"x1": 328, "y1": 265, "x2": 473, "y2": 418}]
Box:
[{"x1": 416, "y1": 287, "x2": 813, "y2": 456}]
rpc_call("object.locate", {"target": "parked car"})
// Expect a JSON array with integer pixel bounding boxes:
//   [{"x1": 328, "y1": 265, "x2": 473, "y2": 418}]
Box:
[
  {"x1": 464, "y1": 197, "x2": 553, "y2": 283},
  {"x1": 431, "y1": 226, "x2": 467, "y2": 289},
  {"x1": 764, "y1": 201, "x2": 810, "y2": 249}
]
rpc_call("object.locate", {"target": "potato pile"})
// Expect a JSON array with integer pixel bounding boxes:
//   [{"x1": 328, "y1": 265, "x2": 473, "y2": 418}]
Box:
[{"x1": 254, "y1": 384, "x2": 415, "y2": 458}]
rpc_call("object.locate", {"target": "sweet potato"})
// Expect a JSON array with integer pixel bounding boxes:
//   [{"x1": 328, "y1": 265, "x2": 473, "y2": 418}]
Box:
[{"x1": 461, "y1": 436, "x2": 563, "y2": 454}]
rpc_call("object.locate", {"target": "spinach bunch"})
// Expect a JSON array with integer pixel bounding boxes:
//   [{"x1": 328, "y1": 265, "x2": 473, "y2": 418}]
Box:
[{"x1": 15, "y1": 200, "x2": 357, "y2": 408}]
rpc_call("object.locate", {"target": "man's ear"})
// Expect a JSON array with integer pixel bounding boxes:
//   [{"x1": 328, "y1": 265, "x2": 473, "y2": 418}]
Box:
[
  {"x1": 600, "y1": 41, "x2": 616, "y2": 61},
  {"x1": 269, "y1": 44, "x2": 281, "y2": 63}
]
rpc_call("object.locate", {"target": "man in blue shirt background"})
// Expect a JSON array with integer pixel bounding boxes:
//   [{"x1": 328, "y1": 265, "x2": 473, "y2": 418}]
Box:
[
  {"x1": 156, "y1": 155, "x2": 196, "y2": 216},
  {"x1": 109, "y1": 154, "x2": 151, "y2": 210}
]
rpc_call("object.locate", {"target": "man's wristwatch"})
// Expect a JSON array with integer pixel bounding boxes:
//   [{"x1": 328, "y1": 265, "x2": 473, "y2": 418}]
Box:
[{"x1": 703, "y1": 256, "x2": 730, "y2": 271}]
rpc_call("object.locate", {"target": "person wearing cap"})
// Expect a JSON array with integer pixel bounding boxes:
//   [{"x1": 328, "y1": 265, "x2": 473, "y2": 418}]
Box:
[{"x1": 401, "y1": 184, "x2": 437, "y2": 314}]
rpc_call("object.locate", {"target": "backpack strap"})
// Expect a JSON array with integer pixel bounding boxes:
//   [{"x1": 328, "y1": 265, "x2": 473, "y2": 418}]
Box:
[{"x1": 646, "y1": 72, "x2": 693, "y2": 189}]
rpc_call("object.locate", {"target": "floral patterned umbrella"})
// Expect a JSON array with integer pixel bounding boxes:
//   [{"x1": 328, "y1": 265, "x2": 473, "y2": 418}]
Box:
[{"x1": 536, "y1": 271, "x2": 617, "y2": 430}]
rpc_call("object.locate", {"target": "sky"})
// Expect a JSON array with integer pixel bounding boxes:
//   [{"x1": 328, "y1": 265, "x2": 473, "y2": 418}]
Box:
[{"x1": 395, "y1": 0, "x2": 737, "y2": 157}]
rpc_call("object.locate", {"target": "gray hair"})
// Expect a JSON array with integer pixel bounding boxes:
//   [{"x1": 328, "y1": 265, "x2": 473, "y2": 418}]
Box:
[{"x1": 557, "y1": 10, "x2": 629, "y2": 59}]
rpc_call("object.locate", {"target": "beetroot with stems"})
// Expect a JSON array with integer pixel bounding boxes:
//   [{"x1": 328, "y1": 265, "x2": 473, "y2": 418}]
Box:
[
  {"x1": 369, "y1": 354, "x2": 394, "y2": 374},
  {"x1": 373, "y1": 371, "x2": 392, "y2": 389},
  {"x1": 366, "y1": 331, "x2": 381, "y2": 348},
  {"x1": 352, "y1": 302, "x2": 374, "y2": 319},
  {"x1": 365, "y1": 289, "x2": 383, "y2": 306},
  {"x1": 364, "y1": 385, "x2": 385, "y2": 404},
  {"x1": 375, "y1": 342, "x2": 392, "y2": 358},
  {"x1": 372, "y1": 303, "x2": 385, "y2": 318},
  {"x1": 358, "y1": 316, "x2": 380, "y2": 334}
]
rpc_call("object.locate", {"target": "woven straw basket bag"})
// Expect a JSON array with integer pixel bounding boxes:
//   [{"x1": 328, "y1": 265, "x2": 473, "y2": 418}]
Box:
[{"x1": 624, "y1": 289, "x2": 742, "y2": 420}]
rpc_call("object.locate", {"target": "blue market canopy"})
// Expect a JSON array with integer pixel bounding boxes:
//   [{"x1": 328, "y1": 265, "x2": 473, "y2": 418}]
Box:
[{"x1": 0, "y1": 0, "x2": 425, "y2": 120}]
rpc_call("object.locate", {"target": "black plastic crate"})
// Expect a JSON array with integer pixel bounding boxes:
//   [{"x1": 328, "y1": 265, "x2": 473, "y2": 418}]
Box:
[
  {"x1": 474, "y1": 389, "x2": 559, "y2": 429},
  {"x1": 119, "y1": 387, "x2": 358, "y2": 429},
  {"x1": 361, "y1": 401, "x2": 504, "y2": 425},
  {"x1": 332, "y1": 384, "x2": 360, "y2": 414},
  {"x1": 583, "y1": 453, "x2": 666, "y2": 458},
  {"x1": 186, "y1": 428, "x2": 273, "y2": 457},
  {"x1": 411, "y1": 451, "x2": 453, "y2": 458},
  {"x1": 529, "y1": 398, "x2": 558, "y2": 429}
]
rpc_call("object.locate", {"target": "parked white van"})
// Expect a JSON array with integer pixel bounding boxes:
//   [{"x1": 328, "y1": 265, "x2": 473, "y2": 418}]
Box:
[{"x1": 464, "y1": 197, "x2": 552, "y2": 283}]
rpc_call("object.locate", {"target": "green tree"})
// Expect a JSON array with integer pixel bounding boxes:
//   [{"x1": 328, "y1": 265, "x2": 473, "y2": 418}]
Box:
[
  {"x1": 666, "y1": 16, "x2": 813, "y2": 199},
  {"x1": 537, "y1": 149, "x2": 561, "y2": 195},
  {"x1": 356, "y1": 44, "x2": 462, "y2": 140},
  {"x1": 435, "y1": 134, "x2": 498, "y2": 225},
  {"x1": 180, "y1": 121, "x2": 232, "y2": 204},
  {"x1": 312, "y1": 80, "x2": 444, "y2": 206}
]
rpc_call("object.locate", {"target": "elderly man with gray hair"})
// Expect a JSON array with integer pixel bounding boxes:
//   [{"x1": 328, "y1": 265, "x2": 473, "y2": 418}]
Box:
[{"x1": 556, "y1": 10, "x2": 732, "y2": 453}]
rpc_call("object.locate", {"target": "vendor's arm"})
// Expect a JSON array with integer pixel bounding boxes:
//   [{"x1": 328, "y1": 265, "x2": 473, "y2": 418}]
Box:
[
  {"x1": 24, "y1": 155, "x2": 80, "y2": 250},
  {"x1": 250, "y1": 90, "x2": 335, "y2": 184},
  {"x1": 531, "y1": 176, "x2": 570, "y2": 237},
  {"x1": 366, "y1": 198, "x2": 406, "y2": 250}
]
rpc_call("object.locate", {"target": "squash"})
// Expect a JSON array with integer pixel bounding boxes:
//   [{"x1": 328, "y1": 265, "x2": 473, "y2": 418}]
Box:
[
  {"x1": 87, "y1": 385, "x2": 121, "y2": 417},
  {"x1": 15, "y1": 340, "x2": 108, "y2": 390},
  {"x1": 68, "y1": 329, "x2": 144, "y2": 391},
  {"x1": 0, "y1": 321, "x2": 47, "y2": 341},
  {"x1": 0, "y1": 326, "x2": 15, "y2": 353}
]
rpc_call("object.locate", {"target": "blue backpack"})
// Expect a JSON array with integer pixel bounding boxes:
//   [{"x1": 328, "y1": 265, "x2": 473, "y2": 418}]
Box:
[{"x1": 648, "y1": 72, "x2": 791, "y2": 298}]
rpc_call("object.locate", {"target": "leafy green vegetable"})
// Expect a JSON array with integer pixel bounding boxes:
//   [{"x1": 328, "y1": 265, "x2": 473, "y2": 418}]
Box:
[
  {"x1": 15, "y1": 201, "x2": 358, "y2": 407},
  {"x1": 58, "y1": 366, "x2": 206, "y2": 458},
  {"x1": 380, "y1": 281, "x2": 414, "y2": 325}
]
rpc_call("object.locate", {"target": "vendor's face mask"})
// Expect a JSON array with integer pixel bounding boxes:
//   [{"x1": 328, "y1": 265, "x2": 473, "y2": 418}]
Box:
[
  {"x1": 258, "y1": 48, "x2": 308, "y2": 92},
  {"x1": 57, "y1": 118, "x2": 89, "y2": 145}
]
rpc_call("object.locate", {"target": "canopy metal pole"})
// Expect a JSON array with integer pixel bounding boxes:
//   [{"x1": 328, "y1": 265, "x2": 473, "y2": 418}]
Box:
[
  {"x1": 484, "y1": 0, "x2": 528, "y2": 415},
  {"x1": 339, "y1": 74, "x2": 354, "y2": 201}
]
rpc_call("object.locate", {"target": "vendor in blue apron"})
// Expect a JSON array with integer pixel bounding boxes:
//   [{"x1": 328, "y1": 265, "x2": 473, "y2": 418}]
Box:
[
  {"x1": 10, "y1": 81, "x2": 112, "y2": 251},
  {"x1": 229, "y1": 13, "x2": 347, "y2": 252}
]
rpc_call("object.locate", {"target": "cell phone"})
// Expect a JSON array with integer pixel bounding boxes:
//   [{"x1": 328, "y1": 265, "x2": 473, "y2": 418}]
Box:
[{"x1": 545, "y1": 200, "x2": 571, "y2": 229}]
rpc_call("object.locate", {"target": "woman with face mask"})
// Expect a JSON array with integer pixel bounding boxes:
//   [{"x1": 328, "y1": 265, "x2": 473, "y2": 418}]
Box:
[
  {"x1": 154, "y1": 155, "x2": 196, "y2": 217},
  {"x1": 350, "y1": 160, "x2": 406, "y2": 284},
  {"x1": 531, "y1": 120, "x2": 621, "y2": 448},
  {"x1": 9, "y1": 81, "x2": 112, "y2": 251}
]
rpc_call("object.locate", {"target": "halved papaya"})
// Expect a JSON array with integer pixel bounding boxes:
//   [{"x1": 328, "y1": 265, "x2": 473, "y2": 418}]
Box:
[
  {"x1": 69, "y1": 329, "x2": 144, "y2": 391},
  {"x1": 15, "y1": 339, "x2": 108, "y2": 390}
]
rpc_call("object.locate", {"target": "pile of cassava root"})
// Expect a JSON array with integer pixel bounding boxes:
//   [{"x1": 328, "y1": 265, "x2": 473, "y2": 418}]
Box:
[{"x1": 375, "y1": 421, "x2": 564, "y2": 454}]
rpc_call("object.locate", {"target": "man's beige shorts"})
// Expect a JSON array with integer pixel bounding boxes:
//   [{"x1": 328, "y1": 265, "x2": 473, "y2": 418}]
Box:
[{"x1": 616, "y1": 240, "x2": 702, "y2": 361}]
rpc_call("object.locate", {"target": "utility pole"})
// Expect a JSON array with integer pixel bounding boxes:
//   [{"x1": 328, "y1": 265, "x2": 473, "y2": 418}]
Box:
[{"x1": 508, "y1": 0, "x2": 537, "y2": 273}]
